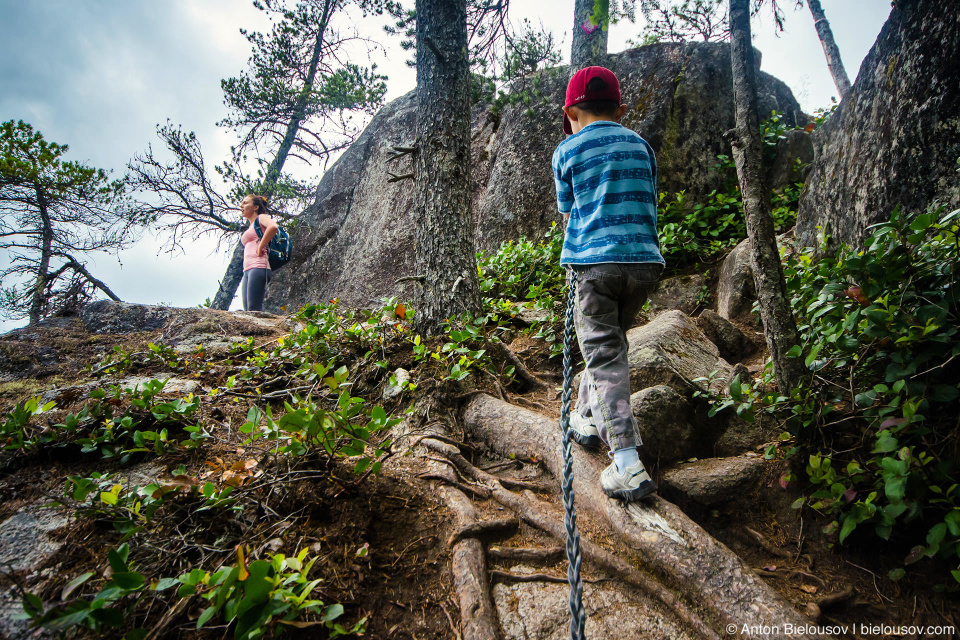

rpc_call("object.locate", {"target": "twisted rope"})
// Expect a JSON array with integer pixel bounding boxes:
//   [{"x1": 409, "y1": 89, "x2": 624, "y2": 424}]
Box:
[{"x1": 560, "y1": 269, "x2": 587, "y2": 640}]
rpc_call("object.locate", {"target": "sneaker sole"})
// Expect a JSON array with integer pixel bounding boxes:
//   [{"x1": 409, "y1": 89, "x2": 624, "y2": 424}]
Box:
[
  {"x1": 603, "y1": 478, "x2": 658, "y2": 502},
  {"x1": 568, "y1": 430, "x2": 602, "y2": 449}
]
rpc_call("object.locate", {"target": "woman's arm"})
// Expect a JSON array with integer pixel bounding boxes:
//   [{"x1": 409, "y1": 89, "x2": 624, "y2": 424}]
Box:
[{"x1": 256, "y1": 214, "x2": 279, "y2": 255}]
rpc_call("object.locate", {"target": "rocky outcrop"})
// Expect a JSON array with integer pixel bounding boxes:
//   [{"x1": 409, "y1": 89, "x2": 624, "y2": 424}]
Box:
[
  {"x1": 661, "y1": 454, "x2": 768, "y2": 506},
  {"x1": 626, "y1": 310, "x2": 735, "y2": 394},
  {"x1": 647, "y1": 273, "x2": 708, "y2": 318},
  {"x1": 696, "y1": 309, "x2": 755, "y2": 362},
  {"x1": 796, "y1": 0, "x2": 960, "y2": 250},
  {"x1": 269, "y1": 43, "x2": 803, "y2": 312},
  {"x1": 768, "y1": 130, "x2": 814, "y2": 189}
]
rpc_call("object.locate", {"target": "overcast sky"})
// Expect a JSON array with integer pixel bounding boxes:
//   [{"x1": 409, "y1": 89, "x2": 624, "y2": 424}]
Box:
[{"x1": 0, "y1": 0, "x2": 891, "y2": 333}]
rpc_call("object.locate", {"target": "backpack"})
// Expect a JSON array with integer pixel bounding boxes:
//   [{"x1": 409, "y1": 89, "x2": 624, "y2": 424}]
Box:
[{"x1": 254, "y1": 217, "x2": 293, "y2": 270}]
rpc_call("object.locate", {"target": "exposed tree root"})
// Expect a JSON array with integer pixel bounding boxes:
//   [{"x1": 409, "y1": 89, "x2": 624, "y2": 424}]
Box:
[
  {"x1": 424, "y1": 438, "x2": 722, "y2": 640},
  {"x1": 487, "y1": 546, "x2": 565, "y2": 564},
  {"x1": 490, "y1": 341, "x2": 550, "y2": 392},
  {"x1": 439, "y1": 487, "x2": 502, "y2": 640},
  {"x1": 489, "y1": 570, "x2": 570, "y2": 585},
  {"x1": 448, "y1": 518, "x2": 520, "y2": 546},
  {"x1": 461, "y1": 394, "x2": 834, "y2": 640},
  {"x1": 745, "y1": 526, "x2": 793, "y2": 559}
]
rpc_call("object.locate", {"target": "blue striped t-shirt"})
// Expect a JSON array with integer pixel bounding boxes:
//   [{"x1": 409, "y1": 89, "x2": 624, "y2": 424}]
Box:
[{"x1": 553, "y1": 121, "x2": 665, "y2": 266}]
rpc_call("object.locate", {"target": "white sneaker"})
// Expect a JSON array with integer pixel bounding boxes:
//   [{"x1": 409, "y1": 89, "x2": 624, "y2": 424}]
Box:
[
  {"x1": 568, "y1": 410, "x2": 602, "y2": 448},
  {"x1": 600, "y1": 460, "x2": 657, "y2": 502}
]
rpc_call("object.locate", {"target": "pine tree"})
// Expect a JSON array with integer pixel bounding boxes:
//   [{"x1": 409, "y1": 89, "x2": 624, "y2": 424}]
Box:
[
  {"x1": 806, "y1": 0, "x2": 851, "y2": 99},
  {"x1": 0, "y1": 121, "x2": 142, "y2": 324}
]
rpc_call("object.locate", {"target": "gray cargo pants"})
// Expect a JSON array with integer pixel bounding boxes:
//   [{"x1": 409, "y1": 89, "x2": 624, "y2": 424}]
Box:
[{"x1": 572, "y1": 263, "x2": 662, "y2": 452}]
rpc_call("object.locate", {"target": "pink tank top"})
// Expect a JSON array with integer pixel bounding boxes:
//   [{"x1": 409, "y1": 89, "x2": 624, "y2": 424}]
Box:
[{"x1": 242, "y1": 224, "x2": 270, "y2": 271}]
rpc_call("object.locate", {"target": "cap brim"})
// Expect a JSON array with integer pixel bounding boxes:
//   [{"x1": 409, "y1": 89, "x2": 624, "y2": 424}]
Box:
[{"x1": 562, "y1": 112, "x2": 572, "y2": 135}]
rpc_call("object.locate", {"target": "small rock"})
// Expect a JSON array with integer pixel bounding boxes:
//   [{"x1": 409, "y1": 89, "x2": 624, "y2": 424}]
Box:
[
  {"x1": 625, "y1": 310, "x2": 735, "y2": 395},
  {"x1": 383, "y1": 368, "x2": 411, "y2": 400}
]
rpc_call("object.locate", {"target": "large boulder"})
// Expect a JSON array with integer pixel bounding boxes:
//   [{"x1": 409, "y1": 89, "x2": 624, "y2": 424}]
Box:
[
  {"x1": 660, "y1": 454, "x2": 768, "y2": 506},
  {"x1": 625, "y1": 310, "x2": 735, "y2": 394},
  {"x1": 631, "y1": 385, "x2": 702, "y2": 464},
  {"x1": 796, "y1": 0, "x2": 960, "y2": 251},
  {"x1": 269, "y1": 43, "x2": 803, "y2": 312}
]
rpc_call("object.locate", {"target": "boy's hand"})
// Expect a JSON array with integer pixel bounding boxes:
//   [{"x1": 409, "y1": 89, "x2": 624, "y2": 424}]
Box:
[{"x1": 563, "y1": 213, "x2": 570, "y2": 226}]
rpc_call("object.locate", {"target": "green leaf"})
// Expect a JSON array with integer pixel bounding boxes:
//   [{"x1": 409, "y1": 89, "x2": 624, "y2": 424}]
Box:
[
  {"x1": 22, "y1": 593, "x2": 44, "y2": 618},
  {"x1": 111, "y1": 571, "x2": 146, "y2": 591},
  {"x1": 196, "y1": 605, "x2": 218, "y2": 630},
  {"x1": 321, "y1": 603, "x2": 344, "y2": 622},
  {"x1": 888, "y1": 568, "x2": 906, "y2": 581},
  {"x1": 728, "y1": 375, "x2": 742, "y2": 401},
  {"x1": 108, "y1": 545, "x2": 131, "y2": 573},
  {"x1": 61, "y1": 572, "x2": 95, "y2": 600},
  {"x1": 839, "y1": 515, "x2": 858, "y2": 543}
]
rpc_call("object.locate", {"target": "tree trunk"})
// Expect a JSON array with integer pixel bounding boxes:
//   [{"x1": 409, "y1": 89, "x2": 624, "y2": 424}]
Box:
[
  {"x1": 807, "y1": 0, "x2": 852, "y2": 100},
  {"x1": 211, "y1": 1, "x2": 334, "y2": 309},
  {"x1": 29, "y1": 189, "x2": 52, "y2": 325},
  {"x1": 262, "y1": 1, "x2": 333, "y2": 189},
  {"x1": 412, "y1": 0, "x2": 481, "y2": 335},
  {"x1": 571, "y1": 0, "x2": 609, "y2": 69},
  {"x1": 211, "y1": 241, "x2": 245, "y2": 310},
  {"x1": 728, "y1": 0, "x2": 804, "y2": 394}
]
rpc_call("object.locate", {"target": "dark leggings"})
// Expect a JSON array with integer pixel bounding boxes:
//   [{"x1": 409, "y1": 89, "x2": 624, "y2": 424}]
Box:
[{"x1": 241, "y1": 268, "x2": 271, "y2": 311}]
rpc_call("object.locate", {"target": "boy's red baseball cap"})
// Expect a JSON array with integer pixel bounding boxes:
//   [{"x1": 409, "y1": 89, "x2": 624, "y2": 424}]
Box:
[{"x1": 562, "y1": 66, "x2": 622, "y2": 135}]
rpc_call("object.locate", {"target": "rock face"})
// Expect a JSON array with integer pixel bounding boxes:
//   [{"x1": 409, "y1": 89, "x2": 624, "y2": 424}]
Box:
[
  {"x1": 647, "y1": 273, "x2": 708, "y2": 318},
  {"x1": 269, "y1": 42, "x2": 803, "y2": 311},
  {"x1": 796, "y1": 0, "x2": 960, "y2": 250},
  {"x1": 696, "y1": 309, "x2": 755, "y2": 362},
  {"x1": 767, "y1": 130, "x2": 814, "y2": 189}
]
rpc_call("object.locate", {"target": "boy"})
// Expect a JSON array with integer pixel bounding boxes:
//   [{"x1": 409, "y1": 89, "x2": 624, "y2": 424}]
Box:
[{"x1": 553, "y1": 66, "x2": 665, "y2": 502}]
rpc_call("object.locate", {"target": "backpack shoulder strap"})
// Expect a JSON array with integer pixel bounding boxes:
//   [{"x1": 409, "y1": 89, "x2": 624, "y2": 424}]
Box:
[{"x1": 253, "y1": 217, "x2": 263, "y2": 239}]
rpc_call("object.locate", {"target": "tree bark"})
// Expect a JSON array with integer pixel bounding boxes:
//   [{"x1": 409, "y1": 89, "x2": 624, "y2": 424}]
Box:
[
  {"x1": 28, "y1": 189, "x2": 52, "y2": 325},
  {"x1": 807, "y1": 0, "x2": 852, "y2": 100},
  {"x1": 571, "y1": 0, "x2": 609, "y2": 69},
  {"x1": 211, "y1": 241, "x2": 245, "y2": 310},
  {"x1": 413, "y1": 0, "x2": 481, "y2": 334},
  {"x1": 728, "y1": 0, "x2": 804, "y2": 394}
]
